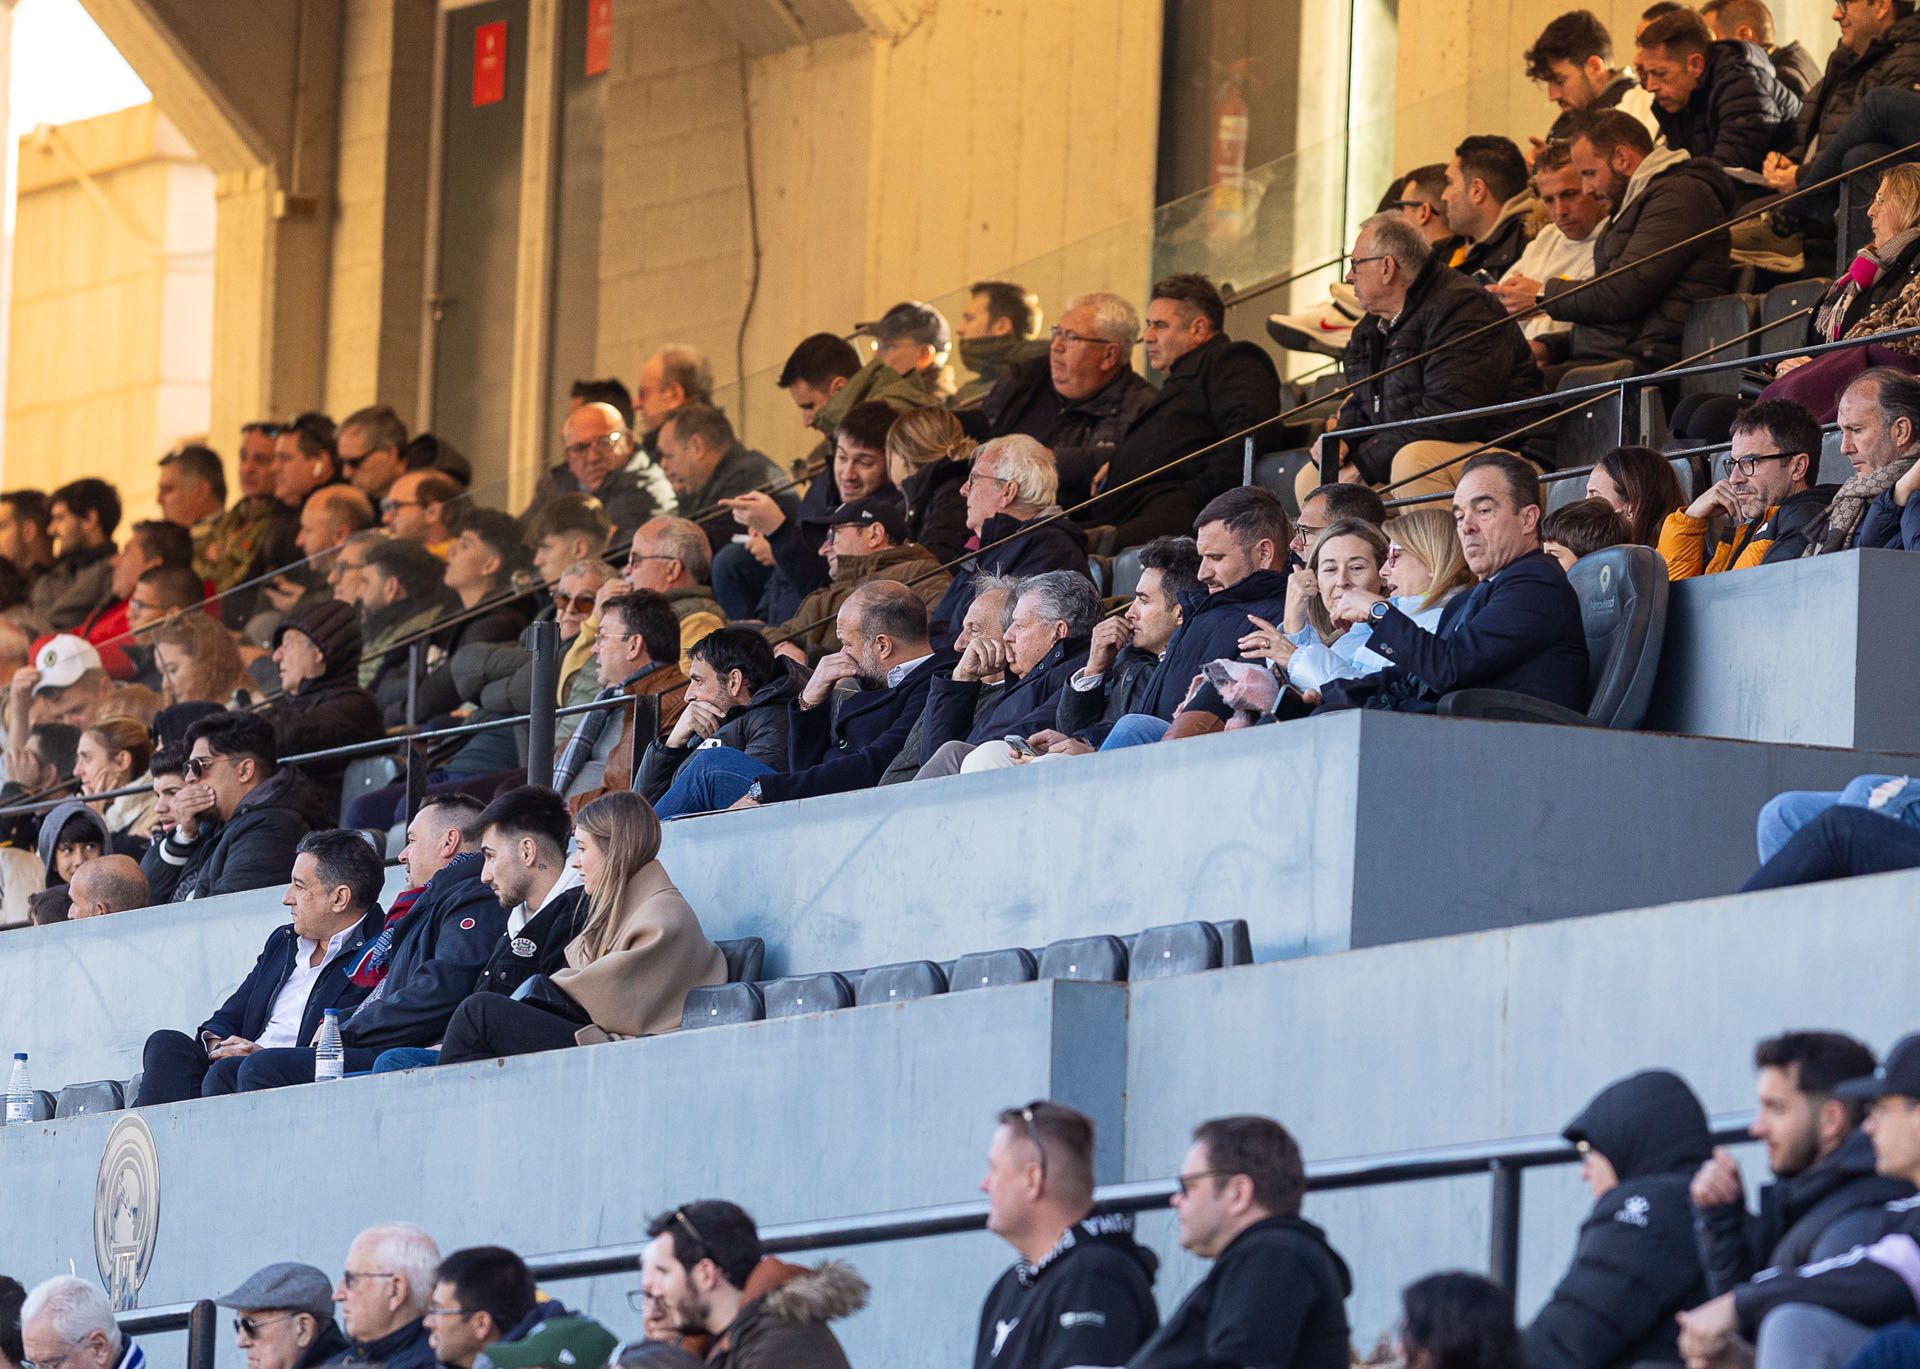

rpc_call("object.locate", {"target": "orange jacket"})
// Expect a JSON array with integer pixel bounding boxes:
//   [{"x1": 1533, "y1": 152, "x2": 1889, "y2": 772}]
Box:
[{"x1": 1657, "y1": 507, "x2": 1775, "y2": 580}]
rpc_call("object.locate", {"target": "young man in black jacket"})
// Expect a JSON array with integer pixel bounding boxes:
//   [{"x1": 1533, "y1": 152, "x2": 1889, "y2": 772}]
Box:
[
  {"x1": 974, "y1": 1101, "x2": 1158, "y2": 1369},
  {"x1": 1128, "y1": 1115, "x2": 1350, "y2": 1369},
  {"x1": 470, "y1": 786, "x2": 586, "y2": 998}
]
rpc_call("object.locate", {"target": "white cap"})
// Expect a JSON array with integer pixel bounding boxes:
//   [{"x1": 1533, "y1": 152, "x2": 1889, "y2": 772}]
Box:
[{"x1": 33, "y1": 634, "x2": 102, "y2": 693}]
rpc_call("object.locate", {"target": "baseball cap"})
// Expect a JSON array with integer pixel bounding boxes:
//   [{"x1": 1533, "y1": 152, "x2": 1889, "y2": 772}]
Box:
[
  {"x1": 1837, "y1": 1033, "x2": 1920, "y2": 1102},
  {"x1": 214, "y1": 1262, "x2": 336, "y2": 1320},
  {"x1": 32, "y1": 634, "x2": 103, "y2": 693},
  {"x1": 484, "y1": 1317, "x2": 619, "y2": 1369},
  {"x1": 854, "y1": 300, "x2": 952, "y2": 354},
  {"x1": 810, "y1": 495, "x2": 907, "y2": 544}
]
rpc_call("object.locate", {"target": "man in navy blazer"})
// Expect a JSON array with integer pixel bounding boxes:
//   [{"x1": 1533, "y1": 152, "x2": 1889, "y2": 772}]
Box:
[
  {"x1": 1318, "y1": 452, "x2": 1589, "y2": 714},
  {"x1": 135, "y1": 830, "x2": 387, "y2": 1104}
]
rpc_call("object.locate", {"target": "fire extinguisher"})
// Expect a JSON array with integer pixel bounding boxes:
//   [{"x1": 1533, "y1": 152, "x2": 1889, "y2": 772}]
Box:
[{"x1": 1208, "y1": 59, "x2": 1251, "y2": 245}]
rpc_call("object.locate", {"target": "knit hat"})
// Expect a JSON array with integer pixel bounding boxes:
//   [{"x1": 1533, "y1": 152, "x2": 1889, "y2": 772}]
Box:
[{"x1": 274, "y1": 598, "x2": 363, "y2": 679}]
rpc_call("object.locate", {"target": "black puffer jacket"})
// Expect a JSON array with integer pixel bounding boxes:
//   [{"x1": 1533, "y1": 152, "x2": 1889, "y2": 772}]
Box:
[
  {"x1": 266, "y1": 601, "x2": 385, "y2": 814},
  {"x1": 1794, "y1": 14, "x2": 1920, "y2": 161},
  {"x1": 1695, "y1": 1126, "x2": 1913, "y2": 1295},
  {"x1": 339, "y1": 851, "x2": 506, "y2": 1050},
  {"x1": 1524, "y1": 1070, "x2": 1713, "y2": 1369},
  {"x1": 1651, "y1": 39, "x2": 1801, "y2": 172},
  {"x1": 1337, "y1": 252, "x2": 1546, "y2": 483},
  {"x1": 970, "y1": 354, "x2": 1158, "y2": 507},
  {"x1": 142, "y1": 765, "x2": 333, "y2": 903},
  {"x1": 1543, "y1": 147, "x2": 1735, "y2": 369},
  {"x1": 634, "y1": 671, "x2": 799, "y2": 804},
  {"x1": 901, "y1": 457, "x2": 973, "y2": 566}
]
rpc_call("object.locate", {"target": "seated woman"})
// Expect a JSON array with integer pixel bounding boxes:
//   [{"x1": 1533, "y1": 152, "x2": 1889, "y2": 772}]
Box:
[
  {"x1": 886, "y1": 407, "x2": 975, "y2": 566},
  {"x1": 1585, "y1": 447, "x2": 1685, "y2": 548},
  {"x1": 152, "y1": 611, "x2": 254, "y2": 709},
  {"x1": 436, "y1": 791, "x2": 724, "y2": 1062},
  {"x1": 1380, "y1": 507, "x2": 1474, "y2": 626},
  {"x1": 1250, "y1": 519, "x2": 1395, "y2": 694},
  {"x1": 74, "y1": 719, "x2": 157, "y2": 842}
]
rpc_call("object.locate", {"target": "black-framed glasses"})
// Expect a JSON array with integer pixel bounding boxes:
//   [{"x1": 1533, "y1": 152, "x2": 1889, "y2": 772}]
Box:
[
  {"x1": 1174, "y1": 1168, "x2": 1231, "y2": 1197},
  {"x1": 22, "y1": 1350, "x2": 76, "y2": 1369},
  {"x1": 1346, "y1": 254, "x2": 1389, "y2": 269},
  {"x1": 962, "y1": 470, "x2": 1013, "y2": 494},
  {"x1": 1386, "y1": 199, "x2": 1431, "y2": 213},
  {"x1": 626, "y1": 552, "x2": 676, "y2": 568},
  {"x1": 623, "y1": 1289, "x2": 652, "y2": 1315},
  {"x1": 1718, "y1": 451, "x2": 1800, "y2": 477},
  {"x1": 1048, "y1": 326, "x2": 1117, "y2": 348},
  {"x1": 234, "y1": 1314, "x2": 296, "y2": 1338}
]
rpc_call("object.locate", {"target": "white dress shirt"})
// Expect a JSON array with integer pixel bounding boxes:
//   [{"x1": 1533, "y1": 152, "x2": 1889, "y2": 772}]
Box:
[{"x1": 255, "y1": 925, "x2": 356, "y2": 1049}]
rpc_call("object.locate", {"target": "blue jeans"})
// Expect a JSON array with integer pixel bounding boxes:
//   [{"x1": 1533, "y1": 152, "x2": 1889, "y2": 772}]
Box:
[
  {"x1": 712, "y1": 542, "x2": 774, "y2": 621},
  {"x1": 656, "y1": 748, "x2": 776, "y2": 818},
  {"x1": 371, "y1": 1048, "x2": 440, "y2": 1073},
  {"x1": 231, "y1": 1045, "x2": 382, "y2": 1091},
  {"x1": 1742, "y1": 806, "x2": 1920, "y2": 892},
  {"x1": 1840, "y1": 1324, "x2": 1920, "y2": 1369},
  {"x1": 1756, "y1": 774, "x2": 1897, "y2": 862},
  {"x1": 1098, "y1": 715, "x2": 1171, "y2": 751}
]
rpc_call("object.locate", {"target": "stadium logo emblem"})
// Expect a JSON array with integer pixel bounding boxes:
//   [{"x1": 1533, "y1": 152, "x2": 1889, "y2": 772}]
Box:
[{"x1": 94, "y1": 1114, "x2": 160, "y2": 1311}]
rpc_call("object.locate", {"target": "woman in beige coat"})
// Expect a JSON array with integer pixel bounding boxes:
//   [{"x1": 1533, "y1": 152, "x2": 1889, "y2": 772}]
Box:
[{"x1": 437, "y1": 790, "x2": 724, "y2": 1062}]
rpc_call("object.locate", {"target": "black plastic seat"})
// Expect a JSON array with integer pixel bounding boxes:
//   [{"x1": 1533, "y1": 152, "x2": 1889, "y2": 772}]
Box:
[
  {"x1": 761, "y1": 972, "x2": 856, "y2": 1018},
  {"x1": 1038, "y1": 935, "x2": 1129, "y2": 982},
  {"x1": 1110, "y1": 546, "x2": 1145, "y2": 599},
  {"x1": 1758, "y1": 277, "x2": 1830, "y2": 356},
  {"x1": 338, "y1": 756, "x2": 399, "y2": 827},
  {"x1": 681, "y1": 983, "x2": 764, "y2": 1029},
  {"x1": 1215, "y1": 920, "x2": 1253, "y2": 967},
  {"x1": 1129, "y1": 922, "x2": 1224, "y2": 981},
  {"x1": 950, "y1": 947, "x2": 1037, "y2": 990},
  {"x1": 854, "y1": 961, "x2": 948, "y2": 1006},
  {"x1": 55, "y1": 1080, "x2": 125, "y2": 1118},
  {"x1": 715, "y1": 937, "x2": 765, "y2": 984},
  {"x1": 30, "y1": 1089, "x2": 54, "y2": 1121},
  {"x1": 1678, "y1": 293, "x2": 1761, "y2": 397}
]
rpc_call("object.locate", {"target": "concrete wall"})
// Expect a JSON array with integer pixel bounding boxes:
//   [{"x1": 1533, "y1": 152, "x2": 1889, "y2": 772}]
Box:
[{"x1": 6, "y1": 105, "x2": 214, "y2": 509}]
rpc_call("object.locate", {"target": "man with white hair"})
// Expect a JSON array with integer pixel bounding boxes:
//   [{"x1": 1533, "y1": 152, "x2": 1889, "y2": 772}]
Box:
[
  {"x1": 927, "y1": 436, "x2": 1093, "y2": 649},
  {"x1": 968, "y1": 291, "x2": 1156, "y2": 508},
  {"x1": 332, "y1": 1222, "x2": 441, "y2": 1369},
  {"x1": 20, "y1": 1277, "x2": 138, "y2": 1369}
]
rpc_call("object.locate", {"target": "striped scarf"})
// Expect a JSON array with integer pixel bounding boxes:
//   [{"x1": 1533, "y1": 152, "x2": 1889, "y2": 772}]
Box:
[{"x1": 347, "y1": 886, "x2": 424, "y2": 989}]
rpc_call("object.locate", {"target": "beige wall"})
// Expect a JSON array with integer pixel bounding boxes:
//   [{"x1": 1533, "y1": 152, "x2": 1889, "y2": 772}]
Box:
[{"x1": 7, "y1": 105, "x2": 214, "y2": 519}]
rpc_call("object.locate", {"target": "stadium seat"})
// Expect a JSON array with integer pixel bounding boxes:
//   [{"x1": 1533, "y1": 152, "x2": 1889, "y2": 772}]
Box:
[
  {"x1": 339, "y1": 755, "x2": 400, "y2": 826},
  {"x1": 1554, "y1": 383, "x2": 1628, "y2": 473},
  {"x1": 1439, "y1": 544, "x2": 1668, "y2": 729},
  {"x1": 761, "y1": 972, "x2": 856, "y2": 1018},
  {"x1": 1759, "y1": 277, "x2": 1829, "y2": 356},
  {"x1": 1110, "y1": 546, "x2": 1145, "y2": 599},
  {"x1": 1819, "y1": 427, "x2": 1850, "y2": 486},
  {"x1": 1129, "y1": 921, "x2": 1224, "y2": 980},
  {"x1": 1088, "y1": 556, "x2": 1113, "y2": 598},
  {"x1": 55, "y1": 1081, "x2": 125, "y2": 1118},
  {"x1": 1543, "y1": 470, "x2": 1589, "y2": 513},
  {"x1": 1037, "y1": 934, "x2": 1129, "y2": 982},
  {"x1": 680, "y1": 983, "x2": 764, "y2": 1030},
  {"x1": 30, "y1": 1089, "x2": 54, "y2": 1122},
  {"x1": 854, "y1": 960, "x2": 948, "y2": 1005},
  {"x1": 715, "y1": 937, "x2": 765, "y2": 984},
  {"x1": 1082, "y1": 525, "x2": 1119, "y2": 557},
  {"x1": 1678, "y1": 294, "x2": 1761, "y2": 397},
  {"x1": 1254, "y1": 451, "x2": 1313, "y2": 514},
  {"x1": 949, "y1": 947, "x2": 1039, "y2": 990},
  {"x1": 125, "y1": 1073, "x2": 142, "y2": 1107},
  {"x1": 1216, "y1": 919, "x2": 1254, "y2": 966}
]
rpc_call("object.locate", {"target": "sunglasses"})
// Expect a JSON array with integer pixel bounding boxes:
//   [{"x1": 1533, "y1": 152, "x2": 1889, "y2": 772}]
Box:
[
  {"x1": 552, "y1": 590, "x2": 596, "y2": 615},
  {"x1": 233, "y1": 1314, "x2": 295, "y2": 1339},
  {"x1": 183, "y1": 755, "x2": 228, "y2": 780}
]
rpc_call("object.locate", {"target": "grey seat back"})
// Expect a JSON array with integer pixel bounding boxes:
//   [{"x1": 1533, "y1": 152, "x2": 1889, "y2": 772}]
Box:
[
  {"x1": 55, "y1": 1080, "x2": 125, "y2": 1118},
  {"x1": 1759, "y1": 277, "x2": 1830, "y2": 355},
  {"x1": 1678, "y1": 293, "x2": 1761, "y2": 397},
  {"x1": 854, "y1": 961, "x2": 948, "y2": 1006},
  {"x1": 762, "y1": 972, "x2": 856, "y2": 1018},
  {"x1": 339, "y1": 756, "x2": 400, "y2": 826},
  {"x1": 715, "y1": 937, "x2": 765, "y2": 984},
  {"x1": 1037, "y1": 935, "x2": 1129, "y2": 982},
  {"x1": 950, "y1": 947, "x2": 1038, "y2": 990},
  {"x1": 681, "y1": 983, "x2": 764, "y2": 1030},
  {"x1": 1129, "y1": 922, "x2": 1224, "y2": 981},
  {"x1": 1568, "y1": 544, "x2": 1669, "y2": 729},
  {"x1": 30, "y1": 1089, "x2": 55, "y2": 1121},
  {"x1": 1215, "y1": 919, "x2": 1254, "y2": 966}
]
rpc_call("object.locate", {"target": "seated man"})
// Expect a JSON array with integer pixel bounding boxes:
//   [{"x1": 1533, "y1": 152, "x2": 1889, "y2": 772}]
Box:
[
  {"x1": 1527, "y1": 10, "x2": 1661, "y2": 145},
  {"x1": 640, "y1": 1200, "x2": 866, "y2": 1369},
  {"x1": 264, "y1": 599, "x2": 384, "y2": 812},
  {"x1": 354, "y1": 537, "x2": 454, "y2": 720},
  {"x1": 136, "y1": 828, "x2": 386, "y2": 1103},
  {"x1": 1290, "y1": 483, "x2": 1390, "y2": 566},
  {"x1": 83, "y1": 518, "x2": 194, "y2": 676},
  {"x1": 1693, "y1": 1032, "x2": 1909, "y2": 1297},
  {"x1": 816, "y1": 301, "x2": 946, "y2": 439},
  {"x1": 519, "y1": 401, "x2": 675, "y2": 550},
  {"x1": 1659, "y1": 398, "x2": 1832, "y2": 576},
  {"x1": 928, "y1": 435, "x2": 1092, "y2": 648},
  {"x1": 558, "y1": 590, "x2": 688, "y2": 813},
  {"x1": 427, "y1": 1247, "x2": 572, "y2": 1369},
  {"x1": 1311, "y1": 213, "x2": 1546, "y2": 503},
  {"x1": 144, "y1": 712, "x2": 330, "y2": 903},
  {"x1": 915, "y1": 570, "x2": 1100, "y2": 778},
  {"x1": 20, "y1": 1278, "x2": 143, "y2": 1369},
  {"x1": 214, "y1": 1262, "x2": 350, "y2": 1369},
  {"x1": 1526, "y1": 1070, "x2": 1713, "y2": 1369},
  {"x1": 1487, "y1": 140, "x2": 1609, "y2": 357},
  {"x1": 1811, "y1": 368, "x2": 1920, "y2": 555},
  {"x1": 32, "y1": 478, "x2": 120, "y2": 632},
  {"x1": 66, "y1": 855, "x2": 147, "y2": 919},
  {"x1": 653, "y1": 404, "x2": 787, "y2": 554},
  {"x1": 1701, "y1": 0, "x2": 1819, "y2": 99},
  {"x1": 623, "y1": 517, "x2": 725, "y2": 664},
  {"x1": 334, "y1": 1223, "x2": 441, "y2": 1369},
  {"x1": 523, "y1": 492, "x2": 612, "y2": 595},
  {"x1": 230, "y1": 796, "x2": 503, "y2": 1090},
  {"x1": 1128, "y1": 1115, "x2": 1351, "y2": 1368},
  {"x1": 639, "y1": 628, "x2": 796, "y2": 820},
  {"x1": 952, "y1": 279, "x2": 1048, "y2": 411},
  {"x1": 1740, "y1": 803, "x2": 1920, "y2": 891},
  {"x1": 880, "y1": 576, "x2": 1018, "y2": 782},
  {"x1": 975, "y1": 1101, "x2": 1159, "y2": 1369},
  {"x1": 471, "y1": 785, "x2": 586, "y2": 998},
  {"x1": 769, "y1": 498, "x2": 949, "y2": 661},
  {"x1": 1316, "y1": 453, "x2": 1591, "y2": 716},
  {"x1": 1634, "y1": 7, "x2": 1800, "y2": 177},
  {"x1": 1541, "y1": 110, "x2": 1735, "y2": 375},
  {"x1": 381, "y1": 470, "x2": 460, "y2": 554},
  {"x1": 689, "y1": 581, "x2": 942, "y2": 809},
  {"x1": 1439, "y1": 135, "x2": 1539, "y2": 280},
  {"x1": 1676, "y1": 1035, "x2": 1920, "y2": 1369}
]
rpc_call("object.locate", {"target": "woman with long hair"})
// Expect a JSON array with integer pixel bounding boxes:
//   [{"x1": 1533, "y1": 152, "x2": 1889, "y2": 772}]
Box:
[
  {"x1": 1238, "y1": 519, "x2": 1402, "y2": 694},
  {"x1": 437, "y1": 791, "x2": 724, "y2": 1062},
  {"x1": 1382, "y1": 507, "x2": 1474, "y2": 622},
  {"x1": 74, "y1": 719, "x2": 157, "y2": 841},
  {"x1": 885, "y1": 407, "x2": 976, "y2": 565},
  {"x1": 1587, "y1": 447, "x2": 1686, "y2": 548},
  {"x1": 152, "y1": 612, "x2": 251, "y2": 708}
]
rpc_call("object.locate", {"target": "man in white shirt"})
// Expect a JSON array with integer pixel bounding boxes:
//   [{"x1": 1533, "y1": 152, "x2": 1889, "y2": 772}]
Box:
[
  {"x1": 133, "y1": 829, "x2": 386, "y2": 1104},
  {"x1": 1487, "y1": 141, "x2": 1610, "y2": 354}
]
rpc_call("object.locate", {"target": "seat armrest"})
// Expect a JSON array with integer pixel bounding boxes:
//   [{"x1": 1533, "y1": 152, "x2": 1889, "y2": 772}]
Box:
[{"x1": 1437, "y1": 690, "x2": 1595, "y2": 727}]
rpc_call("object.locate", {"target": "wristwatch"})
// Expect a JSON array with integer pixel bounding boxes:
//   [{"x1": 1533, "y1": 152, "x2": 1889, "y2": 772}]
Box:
[
  {"x1": 745, "y1": 781, "x2": 764, "y2": 802},
  {"x1": 1367, "y1": 600, "x2": 1392, "y2": 623}
]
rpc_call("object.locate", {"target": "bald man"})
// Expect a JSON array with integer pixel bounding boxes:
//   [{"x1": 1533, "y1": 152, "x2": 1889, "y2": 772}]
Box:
[
  {"x1": 68, "y1": 855, "x2": 149, "y2": 918},
  {"x1": 519, "y1": 402, "x2": 674, "y2": 549}
]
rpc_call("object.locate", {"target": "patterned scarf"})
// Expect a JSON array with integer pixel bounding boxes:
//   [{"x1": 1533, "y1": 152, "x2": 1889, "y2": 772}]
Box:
[
  {"x1": 1818, "y1": 229, "x2": 1920, "y2": 341},
  {"x1": 346, "y1": 886, "x2": 423, "y2": 989},
  {"x1": 1805, "y1": 455, "x2": 1916, "y2": 557}
]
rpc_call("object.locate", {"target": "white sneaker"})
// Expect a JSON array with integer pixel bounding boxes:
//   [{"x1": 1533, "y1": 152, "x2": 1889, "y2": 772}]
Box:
[{"x1": 1267, "y1": 293, "x2": 1361, "y2": 357}]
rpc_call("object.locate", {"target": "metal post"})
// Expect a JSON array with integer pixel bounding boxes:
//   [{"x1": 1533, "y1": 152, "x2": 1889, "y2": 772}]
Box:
[
  {"x1": 186, "y1": 1300, "x2": 216, "y2": 1369},
  {"x1": 1242, "y1": 435, "x2": 1255, "y2": 488},
  {"x1": 1487, "y1": 1159, "x2": 1523, "y2": 1291},
  {"x1": 403, "y1": 642, "x2": 429, "y2": 823},
  {"x1": 524, "y1": 620, "x2": 560, "y2": 787}
]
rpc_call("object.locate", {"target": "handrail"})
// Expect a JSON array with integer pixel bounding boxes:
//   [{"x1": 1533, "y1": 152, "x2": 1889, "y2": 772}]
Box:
[
  {"x1": 116, "y1": 1299, "x2": 215, "y2": 1369},
  {"x1": 1220, "y1": 254, "x2": 1347, "y2": 309}
]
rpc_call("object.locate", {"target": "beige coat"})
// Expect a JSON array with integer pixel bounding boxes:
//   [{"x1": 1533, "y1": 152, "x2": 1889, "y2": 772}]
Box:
[{"x1": 553, "y1": 860, "x2": 724, "y2": 1043}]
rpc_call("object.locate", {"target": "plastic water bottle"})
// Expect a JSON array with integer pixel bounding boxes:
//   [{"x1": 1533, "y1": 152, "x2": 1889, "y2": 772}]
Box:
[
  {"x1": 5, "y1": 1053, "x2": 30, "y2": 1124},
  {"x1": 314, "y1": 1012, "x2": 344, "y2": 1083}
]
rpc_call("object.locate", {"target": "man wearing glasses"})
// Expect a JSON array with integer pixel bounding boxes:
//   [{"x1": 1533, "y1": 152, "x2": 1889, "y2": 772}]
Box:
[
  {"x1": 1658, "y1": 398, "x2": 1830, "y2": 576},
  {"x1": 332, "y1": 1223, "x2": 441, "y2": 1369},
  {"x1": 18, "y1": 1277, "x2": 144, "y2": 1369},
  {"x1": 423, "y1": 1248, "x2": 545, "y2": 1369},
  {"x1": 519, "y1": 402, "x2": 675, "y2": 552},
  {"x1": 214, "y1": 1263, "x2": 350, "y2": 1369}
]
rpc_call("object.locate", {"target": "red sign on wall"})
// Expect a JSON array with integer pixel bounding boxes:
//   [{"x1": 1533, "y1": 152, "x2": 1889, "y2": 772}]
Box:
[
  {"x1": 585, "y1": 0, "x2": 612, "y2": 77},
  {"x1": 473, "y1": 20, "x2": 507, "y2": 107}
]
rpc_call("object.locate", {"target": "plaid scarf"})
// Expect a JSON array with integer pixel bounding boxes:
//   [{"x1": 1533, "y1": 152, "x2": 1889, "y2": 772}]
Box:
[
  {"x1": 551, "y1": 662, "x2": 658, "y2": 793},
  {"x1": 347, "y1": 886, "x2": 424, "y2": 989}
]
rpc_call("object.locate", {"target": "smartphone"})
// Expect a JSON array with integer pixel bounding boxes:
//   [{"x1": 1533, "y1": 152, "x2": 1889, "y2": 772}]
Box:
[{"x1": 1002, "y1": 735, "x2": 1040, "y2": 758}]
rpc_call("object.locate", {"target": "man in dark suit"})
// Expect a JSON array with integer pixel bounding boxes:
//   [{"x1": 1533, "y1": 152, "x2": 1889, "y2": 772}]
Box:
[
  {"x1": 1319, "y1": 452, "x2": 1590, "y2": 714},
  {"x1": 135, "y1": 829, "x2": 386, "y2": 1103}
]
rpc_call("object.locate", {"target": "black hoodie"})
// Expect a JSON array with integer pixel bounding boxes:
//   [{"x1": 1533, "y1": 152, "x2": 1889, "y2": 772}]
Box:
[
  {"x1": 1524, "y1": 1070, "x2": 1713, "y2": 1369},
  {"x1": 974, "y1": 1213, "x2": 1159, "y2": 1369},
  {"x1": 1127, "y1": 1215, "x2": 1351, "y2": 1369}
]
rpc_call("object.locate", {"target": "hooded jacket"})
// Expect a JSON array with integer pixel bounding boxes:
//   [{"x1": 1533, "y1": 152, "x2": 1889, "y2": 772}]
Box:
[
  {"x1": 974, "y1": 1213, "x2": 1160, "y2": 1369},
  {"x1": 142, "y1": 766, "x2": 332, "y2": 903},
  {"x1": 266, "y1": 601, "x2": 384, "y2": 812},
  {"x1": 1457, "y1": 190, "x2": 1540, "y2": 280},
  {"x1": 1650, "y1": 39, "x2": 1801, "y2": 173},
  {"x1": 1768, "y1": 40, "x2": 1822, "y2": 101},
  {"x1": 1732, "y1": 1191, "x2": 1920, "y2": 1336},
  {"x1": 707, "y1": 1257, "x2": 868, "y2": 1369},
  {"x1": 1337, "y1": 252, "x2": 1548, "y2": 484},
  {"x1": 812, "y1": 356, "x2": 939, "y2": 440},
  {"x1": 1542, "y1": 147, "x2": 1735, "y2": 369},
  {"x1": 929, "y1": 511, "x2": 1092, "y2": 649},
  {"x1": 338, "y1": 851, "x2": 507, "y2": 1051},
  {"x1": 921, "y1": 634, "x2": 1093, "y2": 754},
  {"x1": 37, "y1": 800, "x2": 114, "y2": 884},
  {"x1": 1793, "y1": 14, "x2": 1920, "y2": 161},
  {"x1": 1523, "y1": 1070, "x2": 1713, "y2": 1369},
  {"x1": 636, "y1": 671, "x2": 799, "y2": 804},
  {"x1": 901, "y1": 457, "x2": 973, "y2": 566},
  {"x1": 1696, "y1": 1126, "x2": 1913, "y2": 1296},
  {"x1": 954, "y1": 336, "x2": 1053, "y2": 410},
  {"x1": 771, "y1": 543, "x2": 952, "y2": 659},
  {"x1": 1127, "y1": 1215, "x2": 1351, "y2": 1369}
]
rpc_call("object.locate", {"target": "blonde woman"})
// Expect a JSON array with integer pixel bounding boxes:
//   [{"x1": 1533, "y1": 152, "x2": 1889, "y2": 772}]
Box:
[
  {"x1": 1382, "y1": 506, "x2": 1474, "y2": 623},
  {"x1": 885, "y1": 407, "x2": 975, "y2": 564},
  {"x1": 152, "y1": 612, "x2": 252, "y2": 708},
  {"x1": 437, "y1": 791, "x2": 723, "y2": 1061},
  {"x1": 74, "y1": 719, "x2": 157, "y2": 840}
]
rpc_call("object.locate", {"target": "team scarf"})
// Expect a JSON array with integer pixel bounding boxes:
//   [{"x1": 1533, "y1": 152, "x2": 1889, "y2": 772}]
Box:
[{"x1": 347, "y1": 885, "x2": 425, "y2": 989}]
